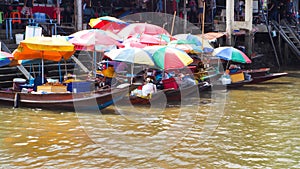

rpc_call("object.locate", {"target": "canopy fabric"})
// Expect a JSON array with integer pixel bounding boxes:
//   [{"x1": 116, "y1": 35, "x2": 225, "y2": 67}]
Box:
[
  {"x1": 68, "y1": 29, "x2": 123, "y2": 51},
  {"x1": 118, "y1": 23, "x2": 170, "y2": 39},
  {"x1": 89, "y1": 16, "x2": 128, "y2": 33},
  {"x1": 173, "y1": 33, "x2": 214, "y2": 50},
  {"x1": 104, "y1": 48, "x2": 154, "y2": 66},
  {"x1": 168, "y1": 40, "x2": 203, "y2": 54},
  {"x1": 13, "y1": 37, "x2": 75, "y2": 61},
  {"x1": 199, "y1": 32, "x2": 227, "y2": 41}
]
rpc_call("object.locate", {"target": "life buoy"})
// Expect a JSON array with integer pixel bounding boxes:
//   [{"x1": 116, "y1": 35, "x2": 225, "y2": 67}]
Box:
[{"x1": 14, "y1": 93, "x2": 20, "y2": 108}]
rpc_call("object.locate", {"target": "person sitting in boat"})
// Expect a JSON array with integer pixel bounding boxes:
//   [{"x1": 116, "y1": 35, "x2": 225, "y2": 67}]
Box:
[
  {"x1": 194, "y1": 60, "x2": 207, "y2": 82},
  {"x1": 33, "y1": 70, "x2": 48, "y2": 91},
  {"x1": 229, "y1": 64, "x2": 242, "y2": 74},
  {"x1": 101, "y1": 64, "x2": 116, "y2": 86},
  {"x1": 63, "y1": 73, "x2": 76, "y2": 83},
  {"x1": 176, "y1": 73, "x2": 196, "y2": 88},
  {"x1": 141, "y1": 77, "x2": 157, "y2": 98}
]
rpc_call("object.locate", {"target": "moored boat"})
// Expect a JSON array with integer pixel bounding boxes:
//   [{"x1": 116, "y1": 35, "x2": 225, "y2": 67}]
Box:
[
  {"x1": 0, "y1": 85, "x2": 131, "y2": 111},
  {"x1": 117, "y1": 82, "x2": 210, "y2": 106},
  {"x1": 243, "y1": 68, "x2": 288, "y2": 84}
]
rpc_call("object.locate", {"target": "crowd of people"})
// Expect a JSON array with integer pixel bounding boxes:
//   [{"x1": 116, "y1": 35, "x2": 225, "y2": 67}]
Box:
[{"x1": 267, "y1": 0, "x2": 297, "y2": 22}]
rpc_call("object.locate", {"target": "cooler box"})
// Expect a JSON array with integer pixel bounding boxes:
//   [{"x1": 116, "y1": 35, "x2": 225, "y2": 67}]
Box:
[
  {"x1": 230, "y1": 72, "x2": 245, "y2": 83},
  {"x1": 162, "y1": 78, "x2": 179, "y2": 89},
  {"x1": 67, "y1": 81, "x2": 93, "y2": 93},
  {"x1": 13, "y1": 78, "x2": 26, "y2": 91},
  {"x1": 37, "y1": 85, "x2": 67, "y2": 93}
]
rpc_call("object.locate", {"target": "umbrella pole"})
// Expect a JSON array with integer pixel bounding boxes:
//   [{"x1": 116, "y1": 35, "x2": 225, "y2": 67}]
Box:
[
  {"x1": 201, "y1": 1, "x2": 206, "y2": 51},
  {"x1": 130, "y1": 63, "x2": 134, "y2": 84},
  {"x1": 93, "y1": 50, "x2": 97, "y2": 77},
  {"x1": 170, "y1": 11, "x2": 176, "y2": 36},
  {"x1": 64, "y1": 59, "x2": 67, "y2": 76},
  {"x1": 41, "y1": 57, "x2": 44, "y2": 84}
]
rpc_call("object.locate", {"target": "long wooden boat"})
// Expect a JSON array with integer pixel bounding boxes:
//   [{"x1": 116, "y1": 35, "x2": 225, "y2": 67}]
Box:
[
  {"x1": 243, "y1": 68, "x2": 288, "y2": 84},
  {"x1": 0, "y1": 86, "x2": 131, "y2": 111},
  {"x1": 117, "y1": 82, "x2": 211, "y2": 105}
]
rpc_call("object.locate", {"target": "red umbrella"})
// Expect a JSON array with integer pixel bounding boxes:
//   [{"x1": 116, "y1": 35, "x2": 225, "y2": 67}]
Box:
[{"x1": 89, "y1": 16, "x2": 129, "y2": 33}]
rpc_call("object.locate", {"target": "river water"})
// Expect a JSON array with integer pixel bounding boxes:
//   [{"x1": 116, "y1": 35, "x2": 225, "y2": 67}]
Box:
[{"x1": 0, "y1": 71, "x2": 299, "y2": 168}]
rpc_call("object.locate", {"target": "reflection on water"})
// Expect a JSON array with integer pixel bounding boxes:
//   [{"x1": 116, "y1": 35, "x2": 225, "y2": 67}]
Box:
[{"x1": 0, "y1": 71, "x2": 299, "y2": 168}]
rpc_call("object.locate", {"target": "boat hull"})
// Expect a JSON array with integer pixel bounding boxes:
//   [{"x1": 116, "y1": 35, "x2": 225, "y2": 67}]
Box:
[
  {"x1": 249, "y1": 73, "x2": 288, "y2": 84},
  {"x1": 118, "y1": 83, "x2": 210, "y2": 106},
  {"x1": 0, "y1": 87, "x2": 130, "y2": 111}
]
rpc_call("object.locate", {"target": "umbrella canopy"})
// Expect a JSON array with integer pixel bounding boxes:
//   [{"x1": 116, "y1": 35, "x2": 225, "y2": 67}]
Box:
[
  {"x1": 122, "y1": 34, "x2": 170, "y2": 48},
  {"x1": 173, "y1": 33, "x2": 214, "y2": 50},
  {"x1": 138, "y1": 34, "x2": 169, "y2": 45},
  {"x1": 12, "y1": 36, "x2": 75, "y2": 84},
  {"x1": 144, "y1": 46, "x2": 193, "y2": 70},
  {"x1": 104, "y1": 48, "x2": 154, "y2": 66},
  {"x1": 0, "y1": 51, "x2": 13, "y2": 67},
  {"x1": 118, "y1": 23, "x2": 170, "y2": 39},
  {"x1": 213, "y1": 46, "x2": 252, "y2": 64},
  {"x1": 122, "y1": 37, "x2": 148, "y2": 48},
  {"x1": 68, "y1": 29, "x2": 123, "y2": 51},
  {"x1": 200, "y1": 32, "x2": 227, "y2": 41},
  {"x1": 89, "y1": 16, "x2": 129, "y2": 33},
  {"x1": 13, "y1": 36, "x2": 75, "y2": 61},
  {"x1": 168, "y1": 39, "x2": 203, "y2": 54}
]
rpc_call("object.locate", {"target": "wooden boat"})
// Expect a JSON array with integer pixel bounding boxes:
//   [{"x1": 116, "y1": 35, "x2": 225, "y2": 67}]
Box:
[
  {"x1": 117, "y1": 82, "x2": 211, "y2": 105},
  {"x1": 0, "y1": 86, "x2": 131, "y2": 111},
  {"x1": 243, "y1": 68, "x2": 288, "y2": 84}
]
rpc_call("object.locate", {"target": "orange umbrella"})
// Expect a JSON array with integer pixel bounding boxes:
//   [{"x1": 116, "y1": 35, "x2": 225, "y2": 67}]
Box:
[
  {"x1": 13, "y1": 36, "x2": 75, "y2": 61},
  {"x1": 13, "y1": 36, "x2": 75, "y2": 83}
]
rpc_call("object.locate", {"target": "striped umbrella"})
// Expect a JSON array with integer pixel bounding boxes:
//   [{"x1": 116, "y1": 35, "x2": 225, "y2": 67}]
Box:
[{"x1": 144, "y1": 46, "x2": 193, "y2": 70}]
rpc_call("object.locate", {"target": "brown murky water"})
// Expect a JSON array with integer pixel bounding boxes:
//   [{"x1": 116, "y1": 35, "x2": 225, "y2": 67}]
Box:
[{"x1": 0, "y1": 71, "x2": 299, "y2": 168}]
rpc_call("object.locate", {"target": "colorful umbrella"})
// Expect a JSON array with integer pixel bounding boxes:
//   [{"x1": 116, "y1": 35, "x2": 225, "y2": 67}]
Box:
[
  {"x1": 122, "y1": 37, "x2": 148, "y2": 48},
  {"x1": 0, "y1": 51, "x2": 13, "y2": 67},
  {"x1": 168, "y1": 39, "x2": 203, "y2": 54},
  {"x1": 104, "y1": 48, "x2": 154, "y2": 66},
  {"x1": 104, "y1": 47, "x2": 155, "y2": 84},
  {"x1": 68, "y1": 29, "x2": 123, "y2": 51},
  {"x1": 89, "y1": 16, "x2": 129, "y2": 33},
  {"x1": 144, "y1": 46, "x2": 193, "y2": 70},
  {"x1": 173, "y1": 33, "x2": 214, "y2": 50},
  {"x1": 213, "y1": 46, "x2": 252, "y2": 64},
  {"x1": 118, "y1": 23, "x2": 170, "y2": 39},
  {"x1": 138, "y1": 34, "x2": 169, "y2": 45}
]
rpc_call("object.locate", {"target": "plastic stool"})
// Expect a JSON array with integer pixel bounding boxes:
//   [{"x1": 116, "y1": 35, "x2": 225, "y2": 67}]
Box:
[
  {"x1": 0, "y1": 11, "x2": 4, "y2": 24},
  {"x1": 10, "y1": 11, "x2": 21, "y2": 24}
]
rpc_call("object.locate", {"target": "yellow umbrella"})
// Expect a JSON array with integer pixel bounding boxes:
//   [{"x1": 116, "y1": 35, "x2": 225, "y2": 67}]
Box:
[{"x1": 12, "y1": 36, "x2": 75, "y2": 83}]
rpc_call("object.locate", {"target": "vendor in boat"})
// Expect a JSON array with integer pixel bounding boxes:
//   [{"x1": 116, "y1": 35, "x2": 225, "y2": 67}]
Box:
[
  {"x1": 177, "y1": 73, "x2": 196, "y2": 88},
  {"x1": 101, "y1": 64, "x2": 116, "y2": 86},
  {"x1": 141, "y1": 77, "x2": 157, "y2": 97},
  {"x1": 33, "y1": 70, "x2": 48, "y2": 91},
  {"x1": 194, "y1": 61, "x2": 207, "y2": 82},
  {"x1": 63, "y1": 73, "x2": 76, "y2": 83}
]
